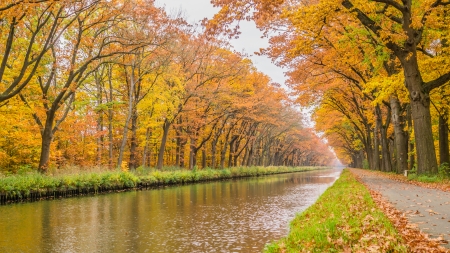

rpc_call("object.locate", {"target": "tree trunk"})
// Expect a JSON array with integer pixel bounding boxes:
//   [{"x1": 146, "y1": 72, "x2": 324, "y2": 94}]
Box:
[
  {"x1": 128, "y1": 113, "x2": 138, "y2": 170},
  {"x1": 373, "y1": 123, "x2": 380, "y2": 171},
  {"x1": 211, "y1": 140, "x2": 217, "y2": 168},
  {"x1": 157, "y1": 120, "x2": 171, "y2": 170},
  {"x1": 189, "y1": 137, "x2": 196, "y2": 170},
  {"x1": 403, "y1": 57, "x2": 437, "y2": 174},
  {"x1": 108, "y1": 110, "x2": 114, "y2": 169},
  {"x1": 96, "y1": 80, "x2": 104, "y2": 165},
  {"x1": 376, "y1": 105, "x2": 392, "y2": 172},
  {"x1": 246, "y1": 140, "x2": 256, "y2": 166},
  {"x1": 202, "y1": 149, "x2": 206, "y2": 168},
  {"x1": 439, "y1": 115, "x2": 449, "y2": 165},
  {"x1": 406, "y1": 105, "x2": 415, "y2": 170},
  {"x1": 118, "y1": 68, "x2": 136, "y2": 169},
  {"x1": 390, "y1": 95, "x2": 408, "y2": 174},
  {"x1": 175, "y1": 136, "x2": 181, "y2": 167},
  {"x1": 355, "y1": 150, "x2": 364, "y2": 168},
  {"x1": 220, "y1": 140, "x2": 227, "y2": 169},
  {"x1": 38, "y1": 113, "x2": 56, "y2": 173},
  {"x1": 228, "y1": 139, "x2": 235, "y2": 168},
  {"x1": 380, "y1": 126, "x2": 392, "y2": 172},
  {"x1": 142, "y1": 127, "x2": 151, "y2": 167},
  {"x1": 179, "y1": 138, "x2": 186, "y2": 168},
  {"x1": 364, "y1": 126, "x2": 374, "y2": 170},
  {"x1": 258, "y1": 139, "x2": 265, "y2": 166},
  {"x1": 107, "y1": 66, "x2": 114, "y2": 169},
  {"x1": 242, "y1": 148, "x2": 248, "y2": 167}
]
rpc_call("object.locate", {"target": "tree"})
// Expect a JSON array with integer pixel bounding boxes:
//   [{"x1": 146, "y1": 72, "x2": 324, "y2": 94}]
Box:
[
  {"x1": 208, "y1": 0, "x2": 450, "y2": 174},
  {"x1": 20, "y1": 0, "x2": 157, "y2": 172}
]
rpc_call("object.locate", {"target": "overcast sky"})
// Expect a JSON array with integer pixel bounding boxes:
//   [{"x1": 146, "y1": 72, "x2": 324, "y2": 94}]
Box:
[{"x1": 155, "y1": 0, "x2": 287, "y2": 86}]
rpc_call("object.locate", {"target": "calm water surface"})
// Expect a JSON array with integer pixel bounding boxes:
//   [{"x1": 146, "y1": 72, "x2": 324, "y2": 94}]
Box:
[{"x1": 0, "y1": 168, "x2": 341, "y2": 252}]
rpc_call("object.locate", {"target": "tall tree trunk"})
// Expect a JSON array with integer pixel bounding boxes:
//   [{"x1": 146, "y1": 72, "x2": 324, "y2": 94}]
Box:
[
  {"x1": 202, "y1": 149, "x2": 206, "y2": 168},
  {"x1": 242, "y1": 148, "x2": 249, "y2": 167},
  {"x1": 389, "y1": 138, "x2": 396, "y2": 170},
  {"x1": 364, "y1": 126, "x2": 374, "y2": 170},
  {"x1": 128, "y1": 113, "x2": 138, "y2": 170},
  {"x1": 356, "y1": 150, "x2": 364, "y2": 168},
  {"x1": 96, "y1": 114, "x2": 104, "y2": 165},
  {"x1": 211, "y1": 140, "x2": 217, "y2": 168},
  {"x1": 380, "y1": 126, "x2": 392, "y2": 172},
  {"x1": 108, "y1": 110, "x2": 114, "y2": 169},
  {"x1": 157, "y1": 120, "x2": 171, "y2": 170},
  {"x1": 179, "y1": 138, "x2": 186, "y2": 168},
  {"x1": 232, "y1": 138, "x2": 241, "y2": 167},
  {"x1": 246, "y1": 140, "x2": 255, "y2": 166},
  {"x1": 376, "y1": 105, "x2": 392, "y2": 172},
  {"x1": 38, "y1": 112, "x2": 56, "y2": 173},
  {"x1": 407, "y1": 105, "x2": 415, "y2": 170},
  {"x1": 107, "y1": 66, "x2": 114, "y2": 169},
  {"x1": 118, "y1": 67, "x2": 136, "y2": 169},
  {"x1": 220, "y1": 140, "x2": 227, "y2": 169},
  {"x1": 96, "y1": 75, "x2": 104, "y2": 165},
  {"x1": 142, "y1": 127, "x2": 151, "y2": 167},
  {"x1": 259, "y1": 139, "x2": 267, "y2": 166},
  {"x1": 175, "y1": 136, "x2": 181, "y2": 167},
  {"x1": 373, "y1": 123, "x2": 380, "y2": 171},
  {"x1": 189, "y1": 137, "x2": 196, "y2": 170},
  {"x1": 439, "y1": 114, "x2": 449, "y2": 165},
  {"x1": 228, "y1": 138, "x2": 235, "y2": 168},
  {"x1": 403, "y1": 59, "x2": 438, "y2": 174},
  {"x1": 390, "y1": 96, "x2": 408, "y2": 173}
]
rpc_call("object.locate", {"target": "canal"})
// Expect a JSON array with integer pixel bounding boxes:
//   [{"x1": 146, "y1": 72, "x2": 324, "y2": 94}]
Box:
[{"x1": 0, "y1": 168, "x2": 341, "y2": 252}]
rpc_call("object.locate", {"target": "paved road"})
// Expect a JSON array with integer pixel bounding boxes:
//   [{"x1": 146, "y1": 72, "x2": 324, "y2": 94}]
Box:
[{"x1": 351, "y1": 169, "x2": 450, "y2": 249}]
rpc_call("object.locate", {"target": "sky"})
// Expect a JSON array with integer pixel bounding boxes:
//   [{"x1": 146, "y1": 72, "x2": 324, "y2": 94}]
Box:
[{"x1": 155, "y1": 0, "x2": 287, "y2": 86}]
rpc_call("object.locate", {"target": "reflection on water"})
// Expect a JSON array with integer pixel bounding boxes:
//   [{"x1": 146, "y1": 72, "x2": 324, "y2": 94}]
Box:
[{"x1": 0, "y1": 169, "x2": 341, "y2": 253}]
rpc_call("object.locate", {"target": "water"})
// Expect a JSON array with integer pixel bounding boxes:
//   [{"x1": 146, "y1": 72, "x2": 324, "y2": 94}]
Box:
[{"x1": 0, "y1": 168, "x2": 341, "y2": 252}]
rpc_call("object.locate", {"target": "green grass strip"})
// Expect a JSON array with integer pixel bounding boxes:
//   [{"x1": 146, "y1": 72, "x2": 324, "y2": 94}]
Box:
[
  {"x1": 264, "y1": 169, "x2": 407, "y2": 253},
  {"x1": 0, "y1": 166, "x2": 324, "y2": 199}
]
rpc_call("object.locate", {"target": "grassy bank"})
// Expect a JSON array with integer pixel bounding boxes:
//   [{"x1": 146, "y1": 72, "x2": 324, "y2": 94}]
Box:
[
  {"x1": 264, "y1": 169, "x2": 407, "y2": 253},
  {"x1": 0, "y1": 166, "x2": 324, "y2": 204}
]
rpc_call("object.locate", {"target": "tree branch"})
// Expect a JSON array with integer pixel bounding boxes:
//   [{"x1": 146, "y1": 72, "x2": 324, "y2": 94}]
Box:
[
  {"x1": 424, "y1": 71, "x2": 450, "y2": 92},
  {"x1": 371, "y1": 0, "x2": 405, "y2": 13}
]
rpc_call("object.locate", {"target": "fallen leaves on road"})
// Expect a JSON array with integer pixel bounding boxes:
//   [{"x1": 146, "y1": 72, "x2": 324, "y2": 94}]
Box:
[
  {"x1": 351, "y1": 170, "x2": 449, "y2": 253},
  {"x1": 362, "y1": 170, "x2": 450, "y2": 192}
]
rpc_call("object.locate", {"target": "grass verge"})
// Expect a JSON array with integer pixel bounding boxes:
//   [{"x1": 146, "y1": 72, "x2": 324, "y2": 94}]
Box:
[
  {"x1": 0, "y1": 166, "x2": 323, "y2": 203},
  {"x1": 264, "y1": 169, "x2": 408, "y2": 253}
]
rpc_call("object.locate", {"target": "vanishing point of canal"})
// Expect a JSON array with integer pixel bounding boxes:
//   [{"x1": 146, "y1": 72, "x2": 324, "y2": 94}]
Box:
[{"x1": 0, "y1": 168, "x2": 341, "y2": 252}]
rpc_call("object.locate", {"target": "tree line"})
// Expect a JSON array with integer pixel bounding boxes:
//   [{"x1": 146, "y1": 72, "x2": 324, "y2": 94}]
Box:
[
  {"x1": 0, "y1": 0, "x2": 334, "y2": 173},
  {"x1": 208, "y1": 0, "x2": 450, "y2": 174}
]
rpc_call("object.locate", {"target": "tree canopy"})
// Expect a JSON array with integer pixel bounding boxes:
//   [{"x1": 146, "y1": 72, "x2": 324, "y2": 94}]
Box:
[{"x1": 0, "y1": 0, "x2": 335, "y2": 173}]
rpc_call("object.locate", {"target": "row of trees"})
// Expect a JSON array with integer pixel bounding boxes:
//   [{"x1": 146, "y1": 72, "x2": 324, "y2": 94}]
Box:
[
  {"x1": 208, "y1": 0, "x2": 450, "y2": 174},
  {"x1": 0, "y1": 0, "x2": 334, "y2": 173}
]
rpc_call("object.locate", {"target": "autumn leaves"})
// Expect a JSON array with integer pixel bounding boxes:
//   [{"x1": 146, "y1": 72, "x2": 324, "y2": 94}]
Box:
[
  {"x1": 210, "y1": 0, "x2": 450, "y2": 174},
  {"x1": 0, "y1": 0, "x2": 334, "y2": 172}
]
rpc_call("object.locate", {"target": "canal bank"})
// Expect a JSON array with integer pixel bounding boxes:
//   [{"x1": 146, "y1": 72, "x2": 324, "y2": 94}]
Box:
[
  {"x1": 265, "y1": 169, "x2": 448, "y2": 252},
  {"x1": 0, "y1": 166, "x2": 326, "y2": 204}
]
